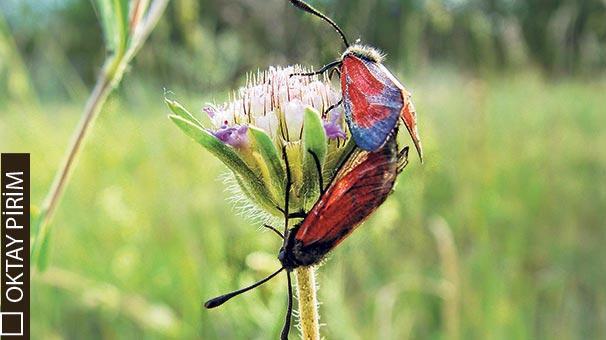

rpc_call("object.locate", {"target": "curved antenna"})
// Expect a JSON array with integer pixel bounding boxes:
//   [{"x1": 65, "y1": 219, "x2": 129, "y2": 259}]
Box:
[
  {"x1": 288, "y1": 0, "x2": 350, "y2": 48},
  {"x1": 204, "y1": 267, "x2": 284, "y2": 308}
]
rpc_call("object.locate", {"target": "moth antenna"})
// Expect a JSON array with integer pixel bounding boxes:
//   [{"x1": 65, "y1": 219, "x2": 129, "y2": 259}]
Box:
[
  {"x1": 204, "y1": 267, "x2": 284, "y2": 308},
  {"x1": 281, "y1": 271, "x2": 294, "y2": 340},
  {"x1": 287, "y1": 0, "x2": 350, "y2": 48},
  {"x1": 290, "y1": 59, "x2": 342, "y2": 78}
]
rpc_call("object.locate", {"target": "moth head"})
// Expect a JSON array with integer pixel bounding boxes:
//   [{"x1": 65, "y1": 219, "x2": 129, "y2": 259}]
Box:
[{"x1": 343, "y1": 44, "x2": 385, "y2": 63}]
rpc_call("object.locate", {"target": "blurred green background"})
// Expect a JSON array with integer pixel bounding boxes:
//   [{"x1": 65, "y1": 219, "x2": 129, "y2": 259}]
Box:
[{"x1": 2, "y1": 0, "x2": 606, "y2": 339}]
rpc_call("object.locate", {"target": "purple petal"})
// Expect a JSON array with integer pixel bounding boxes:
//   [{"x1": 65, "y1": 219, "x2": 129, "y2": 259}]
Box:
[
  {"x1": 212, "y1": 124, "x2": 249, "y2": 148},
  {"x1": 203, "y1": 104, "x2": 217, "y2": 118},
  {"x1": 323, "y1": 107, "x2": 346, "y2": 139},
  {"x1": 323, "y1": 121, "x2": 346, "y2": 140}
]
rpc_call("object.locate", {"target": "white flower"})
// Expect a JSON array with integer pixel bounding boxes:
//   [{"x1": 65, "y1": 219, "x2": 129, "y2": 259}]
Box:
[{"x1": 203, "y1": 65, "x2": 345, "y2": 146}]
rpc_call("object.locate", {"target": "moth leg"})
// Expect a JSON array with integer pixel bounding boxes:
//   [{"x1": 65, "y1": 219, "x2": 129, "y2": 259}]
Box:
[
  {"x1": 288, "y1": 211, "x2": 307, "y2": 219},
  {"x1": 307, "y1": 149, "x2": 325, "y2": 195},
  {"x1": 397, "y1": 146, "x2": 410, "y2": 173},
  {"x1": 282, "y1": 145, "x2": 293, "y2": 237},
  {"x1": 280, "y1": 271, "x2": 294, "y2": 340},
  {"x1": 263, "y1": 224, "x2": 284, "y2": 239},
  {"x1": 275, "y1": 206, "x2": 307, "y2": 219},
  {"x1": 328, "y1": 67, "x2": 341, "y2": 81},
  {"x1": 322, "y1": 98, "x2": 342, "y2": 118},
  {"x1": 290, "y1": 60, "x2": 341, "y2": 78}
]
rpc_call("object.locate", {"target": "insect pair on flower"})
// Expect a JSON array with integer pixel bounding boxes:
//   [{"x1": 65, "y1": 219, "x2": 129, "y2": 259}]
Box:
[{"x1": 168, "y1": 1, "x2": 423, "y2": 339}]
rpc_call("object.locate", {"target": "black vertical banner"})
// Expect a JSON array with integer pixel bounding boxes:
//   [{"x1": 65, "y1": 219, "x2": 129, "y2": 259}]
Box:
[{"x1": 1, "y1": 154, "x2": 30, "y2": 339}]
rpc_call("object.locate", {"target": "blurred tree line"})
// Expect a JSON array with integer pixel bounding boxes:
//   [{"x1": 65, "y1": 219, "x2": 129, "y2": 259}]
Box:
[{"x1": 1, "y1": 0, "x2": 605, "y2": 101}]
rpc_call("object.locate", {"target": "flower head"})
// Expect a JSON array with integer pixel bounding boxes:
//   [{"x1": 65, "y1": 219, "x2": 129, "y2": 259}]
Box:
[
  {"x1": 168, "y1": 65, "x2": 352, "y2": 219},
  {"x1": 203, "y1": 66, "x2": 345, "y2": 146}
]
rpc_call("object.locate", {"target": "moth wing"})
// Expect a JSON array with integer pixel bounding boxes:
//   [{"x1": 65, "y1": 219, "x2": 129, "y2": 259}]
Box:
[
  {"x1": 341, "y1": 55, "x2": 402, "y2": 151},
  {"x1": 294, "y1": 136, "x2": 400, "y2": 249},
  {"x1": 341, "y1": 55, "x2": 423, "y2": 159}
]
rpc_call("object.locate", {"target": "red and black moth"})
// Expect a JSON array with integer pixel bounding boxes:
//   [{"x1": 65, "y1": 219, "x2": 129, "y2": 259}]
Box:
[
  {"x1": 204, "y1": 131, "x2": 409, "y2": 339},
  {"x1": 288, "y1": 0, "x2": 423, "y2": 160}
]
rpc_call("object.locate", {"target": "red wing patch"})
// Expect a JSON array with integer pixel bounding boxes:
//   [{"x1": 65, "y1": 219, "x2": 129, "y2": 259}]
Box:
[{"x1": 294, "y1": 135, "x2": 400, "y2": 249}]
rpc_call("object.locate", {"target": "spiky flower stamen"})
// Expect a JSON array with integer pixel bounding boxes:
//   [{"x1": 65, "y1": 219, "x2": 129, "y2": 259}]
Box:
[{"x1": 203, "y1": 65, "x2": 344, "y2": 145}]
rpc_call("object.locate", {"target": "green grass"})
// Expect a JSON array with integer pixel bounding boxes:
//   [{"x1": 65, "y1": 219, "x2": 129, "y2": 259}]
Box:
[{"x1": 3, "y1": 69, "x2": 606, "y2": 339}]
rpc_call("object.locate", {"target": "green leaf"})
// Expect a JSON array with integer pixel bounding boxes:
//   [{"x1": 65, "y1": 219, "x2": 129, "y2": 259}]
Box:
[
  {"x1": 324, "y1": 136, "x2": 358, "y2": 184},
  {"x1": 36, "y1": 231, "x2": 52, "y2": 271},
  {"x1": 248, "y1": 126, "x2": 285, "y2": 204},
  {"x1": 29, "y1": 206, "x2": 42, "y2": 263},
  {"x1": 233, "y1": 173, "x2": 264, "y2": 213},
  {"x1": 301, "y1": 107, "x2": 328, "y2": 205},
  {"x1": 303, "y1": 107, "x2": 328, "y2": 161},
  {"x1": 29, "y1": 207, "x2": 52, "y2": 271},
  {"x1": 96, "y1": 0, "x2": 118, "y2": 51},
  {"x1": 334, "y1": 137, "x2": 357, "y2": 170},
  {"x1": 95, "y1": 0, "x2": 129, "y2": 55},
  {"x1": 169, "y1": 115, "x2": 280, "y2": 216},
  {"x1": 165, "y1": 98, "x2": 204, "y2": 128},
  {"x1": 113, "y1": 0, "x2": 130, "y2": 52}
]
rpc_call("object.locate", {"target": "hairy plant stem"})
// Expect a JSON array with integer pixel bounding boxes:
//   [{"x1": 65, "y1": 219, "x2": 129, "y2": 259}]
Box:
[
  {"x1": 295, "y1": 266, "x2": 320, "y2": 340},
  {"x1": 32, "y1": 67, "x2": 114, "y2": 264},
  {"x1": 31, "y1": 0, "x2": 169, "y2": 266}
]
